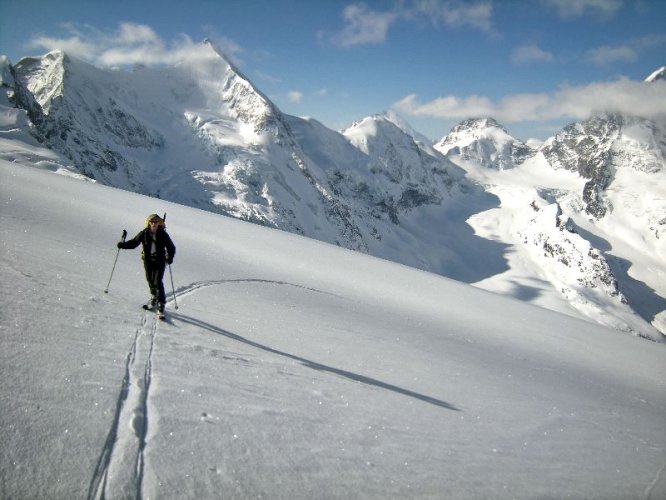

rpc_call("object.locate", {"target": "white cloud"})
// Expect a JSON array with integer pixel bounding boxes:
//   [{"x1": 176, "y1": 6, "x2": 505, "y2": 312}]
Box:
[
  {"x1": 255, "y1": 70, "x2": 281, "y2": 84},
  {"x1": 28, "y1": 34, "x2": 98, "y2": 61},
  {"x1": 633, "y1": 33, "x2": 666, "y2": 50},
  {"x1": 288, "y1": 91, "x2": 303, "y2": 103},
  {"x1": 326, "y1": 1, "x2": 494, "y2": 47},
  {"x1": 541, "y1": 0, "x2": 623, "y2": 18},
  {"x1": 115, "y1": 23, "x2": 162, "y2": 46},
  {"x1": 414, "y1": 0, "x2": 493, "y2": 32},
  {"x1": 329, "y1": 3, "x2": 400, "y2": 47},
  {"x1": 27, "y1": 22, "x2": 241, "y2": 67},
  {"x1": 585, "y1": 45, "x2": 636, "y2": 65},
  {"x1": 393, "y1": 78, "x2": 666, "y2": 123},
  {"x1": 584, "y1": 34, "x2": 666, "y2": 65},
  {"x1": 511, "y1": 44, "x2": 555, "y2": 64}
]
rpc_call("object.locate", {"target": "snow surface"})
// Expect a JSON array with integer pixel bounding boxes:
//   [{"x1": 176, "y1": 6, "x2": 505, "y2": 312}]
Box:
[{"x1": 2, "y1": 154, "x2": 666, "y2": 499}]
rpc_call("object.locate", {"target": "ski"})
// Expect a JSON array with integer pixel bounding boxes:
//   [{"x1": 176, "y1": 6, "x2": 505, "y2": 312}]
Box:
[{"x1": 142, "y1": 301, "x2": 166, "y2": 320}]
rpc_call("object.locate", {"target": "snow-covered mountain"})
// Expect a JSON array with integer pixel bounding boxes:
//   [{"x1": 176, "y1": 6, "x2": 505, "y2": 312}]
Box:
[
  {"x1": 435, "y1": 83, "x2": 666, "y2": 339},
  {"x1": 434, "y1": 117, "x2": 535, "y2": 170},
  {"x1": 540, "y1": 112, "x2": 666, "y2": 219},
  {"x1": 1, "y1": 43, "x2": 492, "y2": 275},
  {"x1": 1, "y1": 44, "x2": 664, "y2": 340},
  {"x1": 646, "y1": 65, "x2": 666, "y2": 82}
]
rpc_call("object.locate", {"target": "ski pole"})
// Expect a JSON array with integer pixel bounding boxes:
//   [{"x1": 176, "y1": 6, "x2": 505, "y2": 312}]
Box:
[
  {"x1": 163, "y1": 212, "x2": 178, "y2": 309},
  {"x1": 168, "y1": 262, "x2": 179, "y2": 309},
  {"x1": 104, "y1": 229, "x2": 127, "y2": 293}
]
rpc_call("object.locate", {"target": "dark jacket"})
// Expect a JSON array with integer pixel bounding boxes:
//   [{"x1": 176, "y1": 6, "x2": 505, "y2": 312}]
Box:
[{"x1": 119, "y1": 227, "x2": 176, "y2": 264}]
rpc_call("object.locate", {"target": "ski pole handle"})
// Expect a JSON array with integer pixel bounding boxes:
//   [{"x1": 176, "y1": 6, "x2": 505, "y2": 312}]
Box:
[{"x1": 121, "y1": 229, "x2": 127, "y2": 242}]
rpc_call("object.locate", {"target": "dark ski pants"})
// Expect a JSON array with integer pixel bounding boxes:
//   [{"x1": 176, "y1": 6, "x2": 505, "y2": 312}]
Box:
[{"x1": 144, "y1": 258, "x2": 166, "y2": 305}]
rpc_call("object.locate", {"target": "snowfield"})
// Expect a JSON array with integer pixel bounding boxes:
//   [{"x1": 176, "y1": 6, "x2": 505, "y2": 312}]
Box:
[{"x1": 1, "y1": 159, "x2": 666, "y2": 499}]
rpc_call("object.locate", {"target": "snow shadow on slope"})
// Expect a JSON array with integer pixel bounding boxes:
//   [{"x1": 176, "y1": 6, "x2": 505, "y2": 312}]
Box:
[
  {"x1": 438, "y1": 192, "x2": 511, "y2": 283},
  {"x1": 606, "y1": 254, "x2": 666, "y2": 329},
  {"x1": 504, "y1": 279, "x2": 547, "y2": 302},
  {"x1": 170, "y1": 312, "x2": 461, "y2": 412},
  {"x1": 574, "y1": 224, "x2": 666, "y2": 330}
]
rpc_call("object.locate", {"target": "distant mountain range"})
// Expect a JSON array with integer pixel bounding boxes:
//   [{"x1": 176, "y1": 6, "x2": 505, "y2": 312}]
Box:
[{"x1": 1, "y1": 43, "x2": 664, "y2": 341}]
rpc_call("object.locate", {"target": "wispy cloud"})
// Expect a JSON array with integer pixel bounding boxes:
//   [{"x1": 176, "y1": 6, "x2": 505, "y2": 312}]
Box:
[
  {"x1": 412, "y1": 0, "x2": 493, "y2": 32},
  {"x1": 511, "y1": 44, "x2": 555, "y2": 64},
  {"x1": 585, "y1": 45, "x2": 636, "y2": 65},
  {"x1": 393, "y1": 78, "x2": 666, "y2": 123},
  {"x1": 541, "y1": 0, "x2": 623, "y2": 19},
  {"x1": 27, "y1": 22, "x2": 243, "y2": 67},
  {"x1": 327, "y1": 3, "x2": 400, "y2": 47},
  {"x1": 255, "y1": 70, "x2": 281, "y2": 84},
  {"x1": 287, "y1": 91, "x2": 303, "y2": 103},
  {"x1": 585, "y1": 34, "x2": 666, "y2": 65},
  {"x1": 324, "y1": 0, "x2": 494, "y2": 47}
]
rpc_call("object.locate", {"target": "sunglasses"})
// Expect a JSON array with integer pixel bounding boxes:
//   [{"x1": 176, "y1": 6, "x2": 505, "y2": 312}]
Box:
[{"x1": 149, "y1": 220, "x2": 160, "y2": 224}]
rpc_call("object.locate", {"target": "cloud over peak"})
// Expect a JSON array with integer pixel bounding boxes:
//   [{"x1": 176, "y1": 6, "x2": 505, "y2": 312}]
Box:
[
  {"x1": 393, "y1": 77, "x2": 666, "y2": 124},
  {"x1": 26, "y1": 22, "x2": 242, "y2": 67}
]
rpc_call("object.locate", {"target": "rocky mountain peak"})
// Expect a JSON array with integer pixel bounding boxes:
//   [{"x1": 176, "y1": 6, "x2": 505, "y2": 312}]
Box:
[
  {"x1": 13, "y1": 50, "x2": 69, "y2": 114},
  {"x1": 539, "y1": 110, "x2": 665, "y2": 218},
  {"x1": 434, "y1": 117, "x2": 534, "y2": 170}
]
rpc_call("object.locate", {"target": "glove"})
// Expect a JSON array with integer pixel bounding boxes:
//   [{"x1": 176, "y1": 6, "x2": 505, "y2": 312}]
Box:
[
  {"x1": 167, "y1": 257, "x2": 174, "y2": 265},
  {"x1": 117, "y1": 242, "x2": 124, "y2": 249}
]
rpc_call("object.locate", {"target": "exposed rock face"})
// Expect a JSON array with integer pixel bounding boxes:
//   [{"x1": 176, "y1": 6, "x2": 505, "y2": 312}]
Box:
[{"x1": 540, "y1": 113, "x2": 666, "y2": 219}]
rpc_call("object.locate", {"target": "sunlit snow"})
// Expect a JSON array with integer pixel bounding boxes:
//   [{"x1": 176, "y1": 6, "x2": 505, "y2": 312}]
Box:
[{"x1": 2, "y1": 153, "x2": 665, "y2": 499}]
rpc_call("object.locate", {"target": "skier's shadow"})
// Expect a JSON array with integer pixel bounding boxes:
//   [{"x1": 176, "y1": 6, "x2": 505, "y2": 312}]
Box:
[{"x1": 169, "y1": 312, "x2": 461, "y2": 412}]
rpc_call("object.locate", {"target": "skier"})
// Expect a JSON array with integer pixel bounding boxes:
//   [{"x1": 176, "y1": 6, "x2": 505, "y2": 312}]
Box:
[{"x1": 117, "y1": 214, "x2": 176, "y2": 317}]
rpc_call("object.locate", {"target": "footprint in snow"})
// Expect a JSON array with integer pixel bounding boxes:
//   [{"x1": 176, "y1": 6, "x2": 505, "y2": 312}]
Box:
[{"x1": 200, "y1": 412, "x2": 218, "y2": 424}]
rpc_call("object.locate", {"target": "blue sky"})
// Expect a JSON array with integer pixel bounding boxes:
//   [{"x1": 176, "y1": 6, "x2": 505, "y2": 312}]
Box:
[{"x1": 1, "y1": 0, "x2": 665, "y2": 141}]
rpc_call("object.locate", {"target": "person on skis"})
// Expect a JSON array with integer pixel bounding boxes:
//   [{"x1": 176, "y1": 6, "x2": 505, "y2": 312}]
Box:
[{"x1": 117, "y1": 214, "x2": 176, "y2": 315}]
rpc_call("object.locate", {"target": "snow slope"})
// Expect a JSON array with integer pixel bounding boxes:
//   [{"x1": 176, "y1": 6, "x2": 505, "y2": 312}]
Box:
[{"x1": 2, "y1": 153, "x2": 666, "y2": 499}]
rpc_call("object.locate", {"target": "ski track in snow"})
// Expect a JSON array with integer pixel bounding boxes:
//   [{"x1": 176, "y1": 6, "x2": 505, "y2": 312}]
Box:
[
  {"x1": 86, "y1": 279, "x2": 339, "y2": 500},
  {"x1": 169, "y1": 278, "x2": 339, "y2": 304},
  {"x1": 646, "y1": 460, "x2": 666, "y2": 500},
  {"x1": 86, "y1": 279, "x2": 332, "y2": 500},
  {"x1": 87, "y1": 311, "x2": 158, "y2": 500}
]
